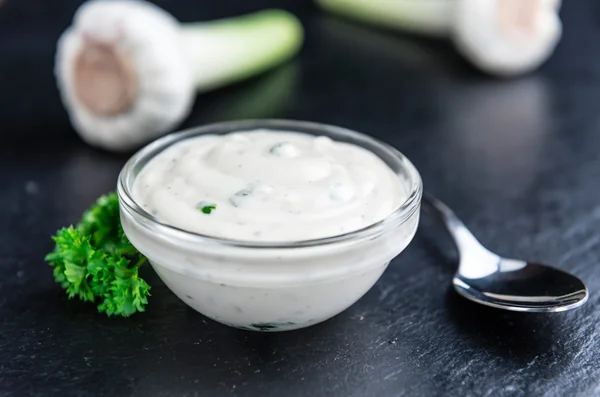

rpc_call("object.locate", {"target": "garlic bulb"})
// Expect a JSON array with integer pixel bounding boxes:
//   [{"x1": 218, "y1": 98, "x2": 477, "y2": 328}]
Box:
[
  {"x1": 316, "y1": 0, "x2": 562, "y2": 77},
  {"x1": 453, "y1": 0, "x2": 562, "y2": 76},
  {"x1": 56, "y1": 0, "x2": 303, "y2": 151}
]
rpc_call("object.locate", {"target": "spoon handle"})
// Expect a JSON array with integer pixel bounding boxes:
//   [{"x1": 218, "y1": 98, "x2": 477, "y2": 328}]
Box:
[{"x1": 421, "y1": 193, "x2": 484, "y2": 255}]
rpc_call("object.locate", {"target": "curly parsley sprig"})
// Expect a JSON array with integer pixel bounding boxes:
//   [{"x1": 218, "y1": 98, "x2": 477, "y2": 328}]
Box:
[{"x1": 45, "y1": 193, "x2": 150, "y2": 317}]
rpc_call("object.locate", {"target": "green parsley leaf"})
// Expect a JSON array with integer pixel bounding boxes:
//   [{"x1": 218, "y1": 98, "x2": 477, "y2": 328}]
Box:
[{"x1": 45, "y1": 192, "x2": 151, "y2": 317}]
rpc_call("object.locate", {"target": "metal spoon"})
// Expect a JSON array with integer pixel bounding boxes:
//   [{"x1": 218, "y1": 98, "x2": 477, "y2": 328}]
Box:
[{"x1": 422, "y1": 193, "x2": 589, "y2": 312}]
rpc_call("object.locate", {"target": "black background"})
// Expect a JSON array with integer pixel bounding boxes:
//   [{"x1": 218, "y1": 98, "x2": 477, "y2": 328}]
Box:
[{"x1": 2, "y1": 0, "x2": 600, "y2": 396}]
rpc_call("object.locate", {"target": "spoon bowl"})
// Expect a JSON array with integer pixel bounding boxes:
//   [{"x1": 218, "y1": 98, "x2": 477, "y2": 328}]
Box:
[{"x1": 423, "y1": 194, "x2": 589, "y2": 312}]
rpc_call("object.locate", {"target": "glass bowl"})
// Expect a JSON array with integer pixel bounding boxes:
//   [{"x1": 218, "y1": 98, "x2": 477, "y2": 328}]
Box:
[{"x1": 118, "y1": 119, "x2": 422, "y2": 332}]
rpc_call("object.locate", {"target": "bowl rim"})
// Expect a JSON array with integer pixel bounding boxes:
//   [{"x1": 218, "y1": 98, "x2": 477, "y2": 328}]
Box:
[{"x1": 117, "y1": 119, "x2": 423, "y2": 249}]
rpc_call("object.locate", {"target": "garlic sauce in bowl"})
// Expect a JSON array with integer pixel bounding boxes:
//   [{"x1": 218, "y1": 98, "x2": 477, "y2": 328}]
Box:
[
  {"x1": 118, "y1": 120, "x2": 422, "y2": 331},
  {"x1": 133, "y1": 130, "x2": 406, "y2": 242}
]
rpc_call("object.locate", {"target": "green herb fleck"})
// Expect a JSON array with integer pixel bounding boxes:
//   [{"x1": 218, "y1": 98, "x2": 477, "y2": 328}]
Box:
[
  {"x1": 201, "y1": 205, "x2": 216, "y2": 214},
  {"x1": 196, "y1": 201, "x2": 217, "y2": 214}
]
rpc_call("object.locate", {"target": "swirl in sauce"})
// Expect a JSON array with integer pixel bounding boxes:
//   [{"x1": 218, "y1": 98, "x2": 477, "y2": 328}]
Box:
[{"x1": 133, "y1": 130, "x2": 407, "y2": 242}]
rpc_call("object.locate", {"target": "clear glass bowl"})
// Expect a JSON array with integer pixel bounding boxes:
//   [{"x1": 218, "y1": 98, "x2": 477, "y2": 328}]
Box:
[{"x1": 118, "y1": 119, "x2": 422, "y2": 332}]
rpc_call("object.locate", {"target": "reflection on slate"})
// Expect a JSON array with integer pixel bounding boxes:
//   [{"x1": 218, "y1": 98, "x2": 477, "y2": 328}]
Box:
[
  {"x1": 438, "y1": 77, "x2": 552, "y2": 197},
  {"x1": 314, "y1": 15, "x2": 463, "y2": 77},
  {"x1": 186, "y1": 61, "x2": 299, "y2": 126},
  {"x1": 57, "y1": 147, "x2": 126, "y2": 220}
]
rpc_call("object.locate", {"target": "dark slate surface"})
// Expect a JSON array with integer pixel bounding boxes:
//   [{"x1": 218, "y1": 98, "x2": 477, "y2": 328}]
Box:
[{"x1": 1, "y1": 1, "x2": 599, "y2": 396}]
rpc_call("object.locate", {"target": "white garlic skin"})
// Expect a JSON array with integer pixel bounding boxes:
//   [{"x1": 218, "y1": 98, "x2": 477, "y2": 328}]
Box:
[
  {"x1": 55, "y1": 0, "x2": 195, "y2": 151},
  {"x1": 452, "y1": 0, "x2": 563, "y2": 77}
]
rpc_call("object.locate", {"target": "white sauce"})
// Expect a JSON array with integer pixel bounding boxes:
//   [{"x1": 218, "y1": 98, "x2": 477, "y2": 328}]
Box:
[{"x1": 133, "y1": 129, "x2": 406, "y2": 242}]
